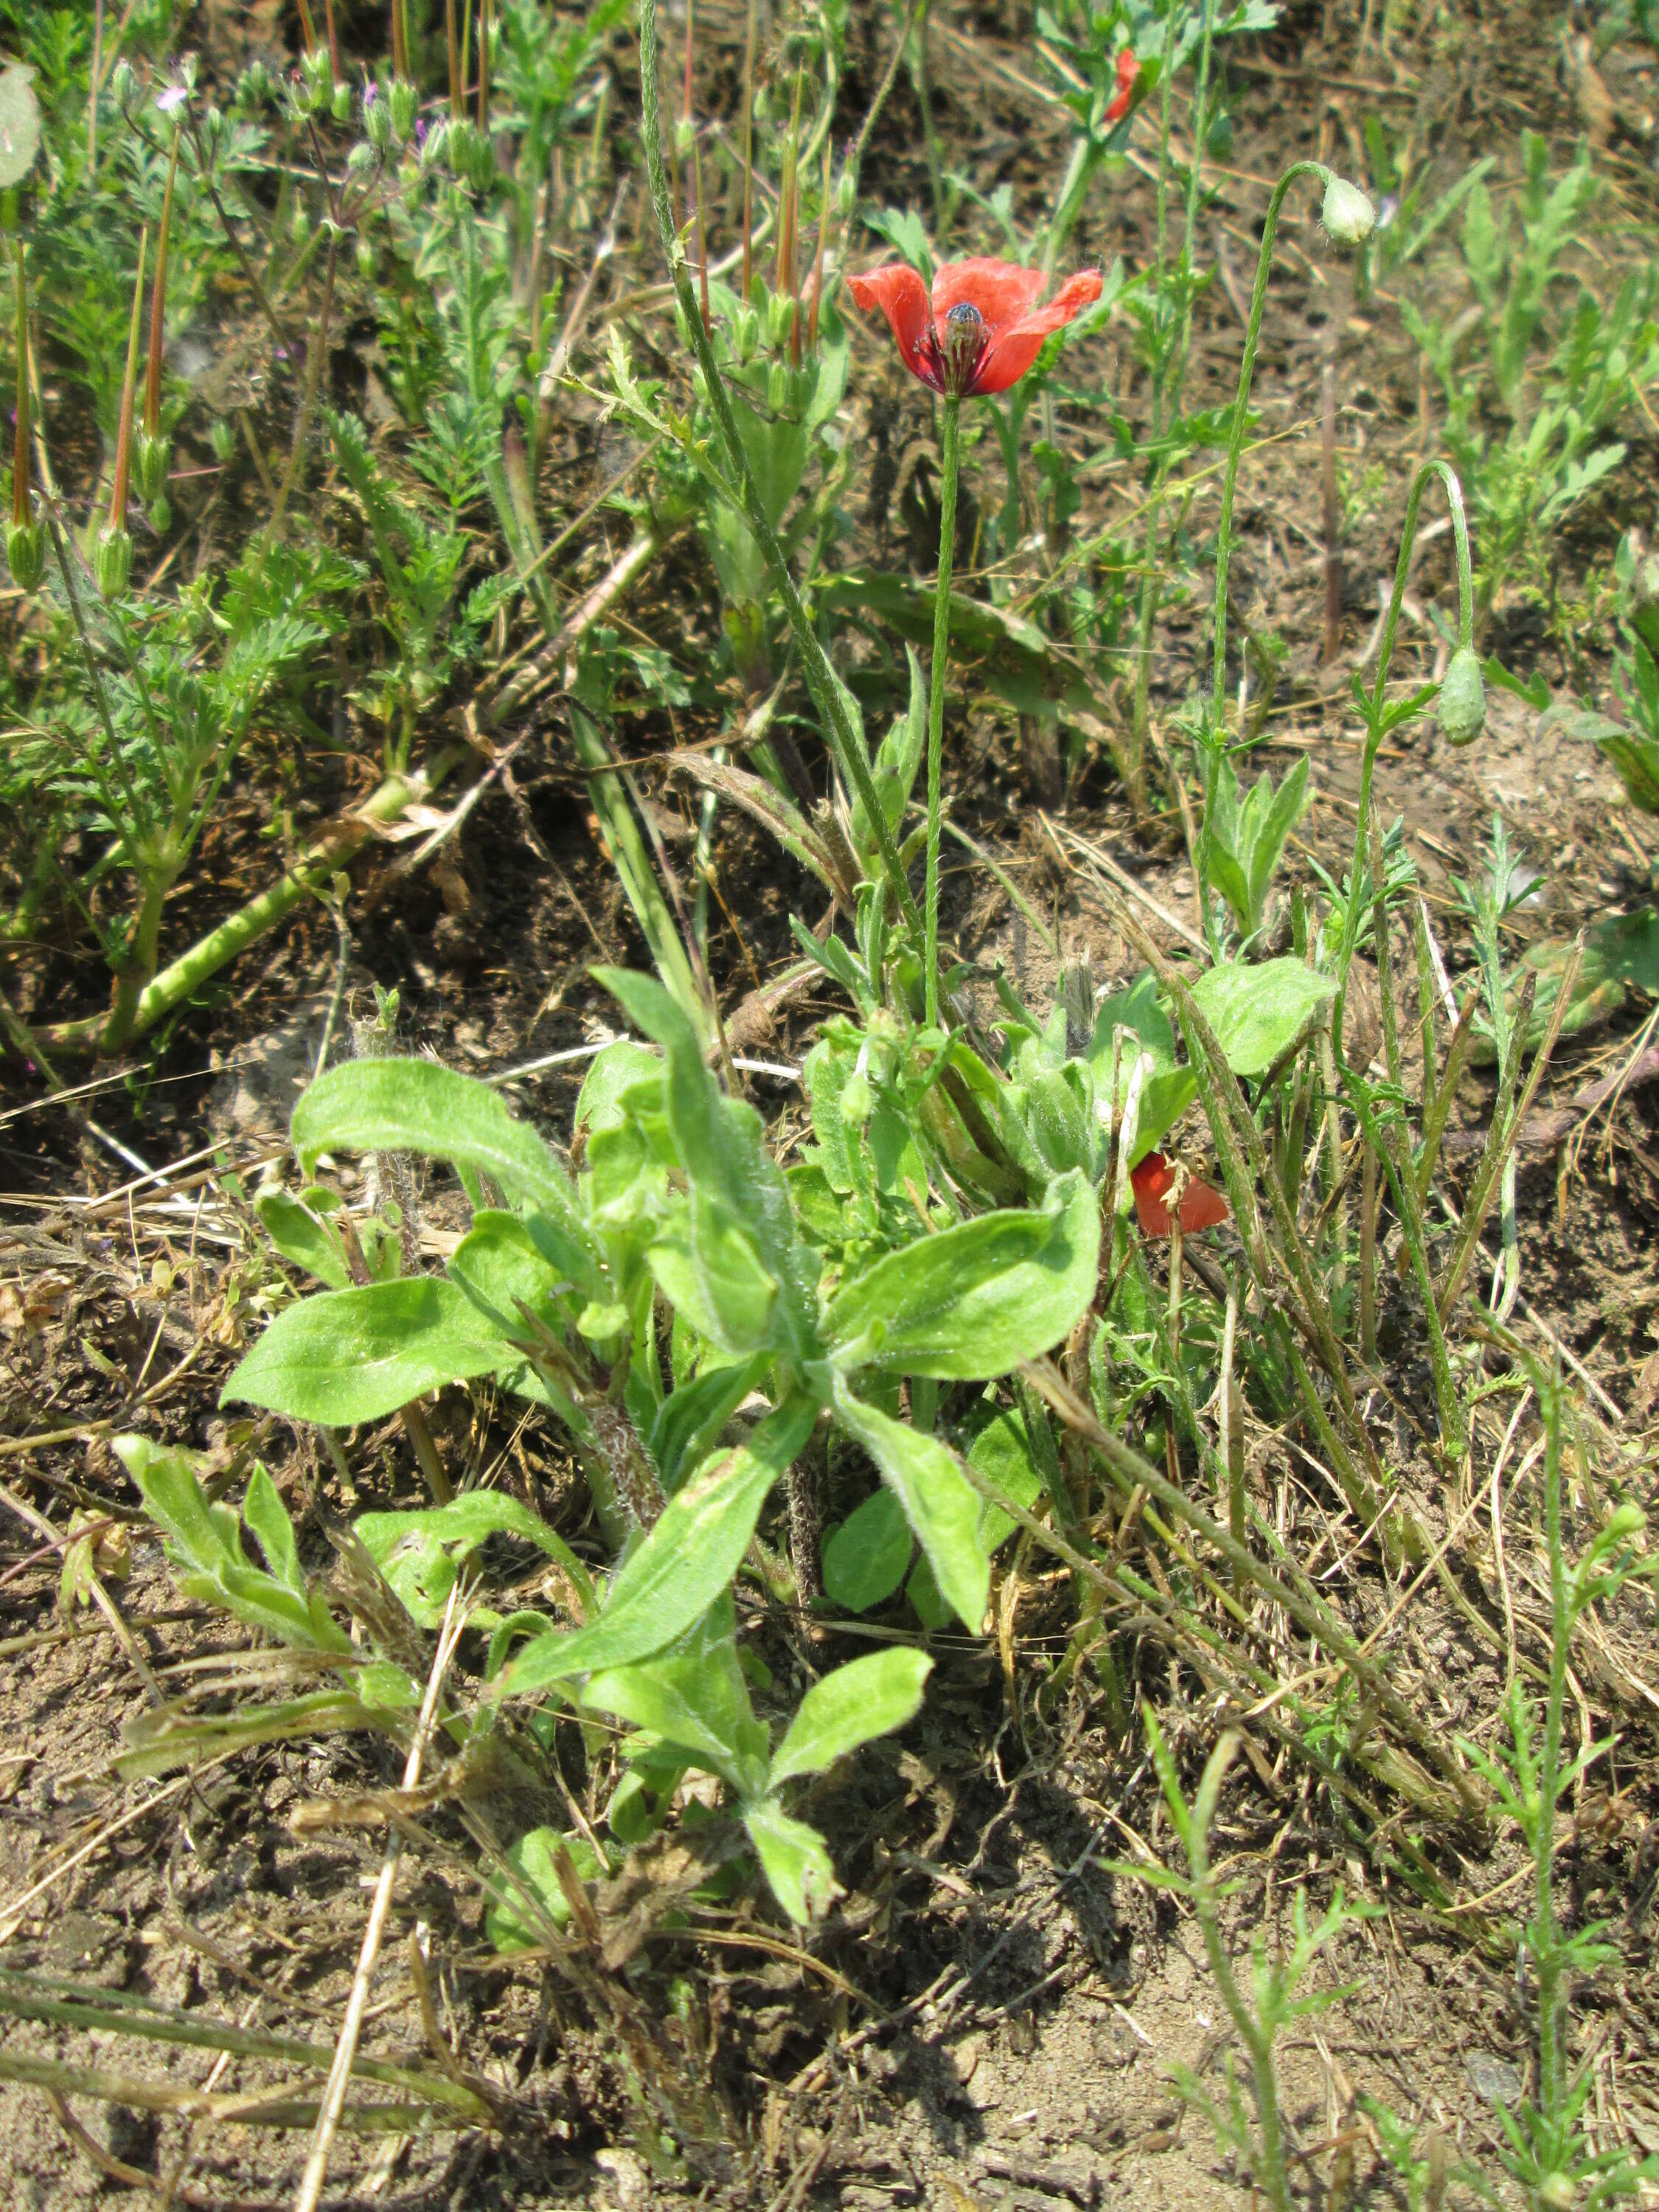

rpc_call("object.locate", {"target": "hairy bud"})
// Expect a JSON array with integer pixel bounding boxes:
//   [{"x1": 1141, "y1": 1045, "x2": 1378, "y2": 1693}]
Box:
[
  {"x1": 134, "y1": 428, "x2": 170, "y2": 504},
  {"x1": 1436, "y1": 647, "x2": 1486, "y2": 747},
  {"x1": 1321, "y1": 174, "x2": 1377, "y2": 248},
  {"x1": 94, "y1": 521, "x2": 133, "y2": 600},
  {"x1": 6, "y1": 520, "x2": 45, "y2": 594}
]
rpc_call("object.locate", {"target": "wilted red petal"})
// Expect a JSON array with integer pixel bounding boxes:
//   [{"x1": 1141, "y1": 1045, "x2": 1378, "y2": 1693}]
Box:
[
  {"x1": 1130, "y1": 1152, "x2": 1230, "y2": 1239},
  {"x1": 969, "y1": 268, "x2": 1102, "y2": 394},
  {"x1": 846, "y1": 263, "x2": 942, "y2": 390},
  {"x1": 931, "y1": 257, "x2": 1044, "y2": 339},
  {"x1": 1104, "y1": 47, "x2": 1139, "y2": 125}
]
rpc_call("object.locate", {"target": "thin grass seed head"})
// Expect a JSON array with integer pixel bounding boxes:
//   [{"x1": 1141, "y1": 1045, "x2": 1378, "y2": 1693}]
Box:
[{"x1": 846, "y1": 257, "x2": 1102, "y2": 398}]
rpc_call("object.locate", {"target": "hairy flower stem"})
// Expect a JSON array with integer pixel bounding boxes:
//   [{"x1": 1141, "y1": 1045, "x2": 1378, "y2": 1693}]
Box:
[
  {"x1": 1330, "y1": 459, "x2": 1473, "y2": 1046},
  {"x1": 925, "y1": 394, "x2": 961, "y2": 1028},
  {"x1": 636, "y1": 0, "x2": 923, "y2": 944},
  {"x1": 1200, "y1": 159, "x2": 1331, "y2": 950}
]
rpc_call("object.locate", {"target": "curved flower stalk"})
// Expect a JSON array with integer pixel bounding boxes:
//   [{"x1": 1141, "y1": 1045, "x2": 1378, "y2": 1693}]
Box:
[{"x1": 847, "y1": 257, "x2": 1102, "y2": 1023}]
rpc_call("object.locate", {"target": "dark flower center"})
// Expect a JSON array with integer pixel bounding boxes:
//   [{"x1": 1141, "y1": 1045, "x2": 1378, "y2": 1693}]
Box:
[{"x1": 939, "y1": 301, "x2": 987, "y2": 394}]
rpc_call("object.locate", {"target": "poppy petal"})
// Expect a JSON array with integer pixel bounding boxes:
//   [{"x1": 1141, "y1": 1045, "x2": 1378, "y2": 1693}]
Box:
[
  {"x1": 968, "y1": 270, "x2": 1103, "y2": 394},
  {"x1": 846, "y1": 263, "x2": 939, "y2": 388},
  {"x1": 1130, "y1": 1152, "x2": 1230, "y2": 1239},
  {"x1": 1104, "y1": 48, "x2": 1139, "y2": 124},
  {"x1": 931, "y1": 257, "x2": 1045, "y2": 340}
]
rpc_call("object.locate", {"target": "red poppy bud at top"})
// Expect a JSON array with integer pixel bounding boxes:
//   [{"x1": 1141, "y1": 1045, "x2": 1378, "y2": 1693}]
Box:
[
  {"x1": 846, "y1": 257, "x2": 1102, "y2": 399},
  {"x1": 1104, "y1": 46, "x2": 1138, "y2": 125}
]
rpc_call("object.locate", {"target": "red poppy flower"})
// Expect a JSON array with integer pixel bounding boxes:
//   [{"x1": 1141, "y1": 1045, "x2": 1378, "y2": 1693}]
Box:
[
  {"x1": 1130, "y1": 1152, "x2": 1231, "y2": 1239},
  {"x1": 1104, "y1": 47, "x2": 1139, "y2": 126},
  {"x1": 845, "y1": 257, "x2": 1103, "y2": 398}
]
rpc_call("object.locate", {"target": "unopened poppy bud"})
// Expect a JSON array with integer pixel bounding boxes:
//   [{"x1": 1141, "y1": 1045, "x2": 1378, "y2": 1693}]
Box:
[
  {"x1": 1437, "y1": 647, "x2": 1486, "y2": 746},
  {"x1": 5, "y1": 520, "x2": 44, "y2": 594},
  {"x1": 94, "y1": 521, "x2": 133, "y2": 599},
  {"x1": 1321, "y1": 175, "x2": 1376, "y2": 248},
  {"x1": 839, "y1": 1072, "x2": 873, "y2": 1125},
  {"x1": 134, "y1": 428, "x2": 170, "y2": 504},
  {"x1": 835, "y1": 166, "x2": 857, "y2": 219},
  {"x1": 389, "y1": 77, "x2": 417, "y2": 139},
  {"x1": 1602, "y1": 1501, "x2": 1646, "y2": 1545}
]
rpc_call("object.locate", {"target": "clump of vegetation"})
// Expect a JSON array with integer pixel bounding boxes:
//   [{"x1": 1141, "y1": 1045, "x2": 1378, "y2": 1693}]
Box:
[{"x1": 0, "y1": 1, "x2": 1655, "y2": 2205}]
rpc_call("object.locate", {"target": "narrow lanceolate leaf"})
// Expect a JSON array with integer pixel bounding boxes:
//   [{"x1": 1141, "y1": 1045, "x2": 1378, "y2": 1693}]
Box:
[
  {"x1": 492, "y1": 1394, "x2": 818, "y2": 1700},
  {"x1": 291, "y1": 1060, "x2": 603, "y2": 1290},
  {"x1": 824, "y1": 1169, "x2": 1099, "y2": 1379},
  {"x1": 768, "y1": 1649, "x2": 931, "y2": 1787},
  {"x1": 831, "y1": 1384, "x2": 990, "y2": 1632},
  {"x1": 222, "y1": 1279, "x2": 508, "y2": 1425}
]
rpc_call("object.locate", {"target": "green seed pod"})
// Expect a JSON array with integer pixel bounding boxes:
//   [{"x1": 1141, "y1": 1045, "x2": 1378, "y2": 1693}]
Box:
[
  {"x1": 766, "y1": 358, "x2": 789, "y2": 411},
  {"x1": 331, "y1": 79, "x2": 353, "y2": 122},
  {"x1": 209, "y1": 418, "x2": 235, "y2": 464},
  {"x1": 389, "y1": 77, "x2": 417, "y2": 141},
  {"x1": 766, "y1": 291, "x2": 796, "y2": 349},
  {"x1": 734, "y1": 306, "x2": 759, "y2": 363},
  {"x1": 94, "y1": 522, "x2": 133, "y2": 600},
  {"x1": 134, "y1": 428, "x2": 170, "y2": 504},
  {"x1": 466, "y1": 127, "x2": 497, "y2": 189},
  {"x1": 1436, "y1": 646, "x2": 1486, "y2": 747},
  {"x1": 835, "y1": 165, "x2": 856, "y2": 220},
  {"x1": 355, "y1": 234, "x2": 377, "y2": 279},
  {"x1": 364, "y1": 86, "x2": 392, "y2": 150},
  {"x1": 148, "y1": 491, "x2": 172, "y2": 535},
  {"x1": 5, "y1": 519, "x2": 45, "y2": 594},
  {"x1": 1321, "y1": 174, "x2": 1377, "y2": 248},
  {"x1": 108, "y1": 59, "x2": 138, "y2": 112}
]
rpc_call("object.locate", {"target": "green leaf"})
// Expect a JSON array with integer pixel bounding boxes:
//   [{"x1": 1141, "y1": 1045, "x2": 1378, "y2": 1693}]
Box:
[
  {"x1": 1594, "y1": 726, "x2": 1659, "y2": 814},
  {"x1": 291, "y1": 1060, "x2": 602, "y2": 1290},
  {"x1": 743, "y1": 1798, "x2": 841, "y2": 1924},
  {"x1": 769, "y1": 1649, "x2": 931, "y2": 1786},
  {"x1": 1186, "y1": 957, "x2": 1336, "y2": 1080},
  {"x1": 965, "y1": 1404, "x2": 1046, "y2": 1554},
  {"x1": 821, "y1": 1489, "x2": 914, "y2": 1613},
  {"x1": 242, "y1": 1464, "x2": 306, "y2": 1598},
  {"x1": 584, "y1": 1597, "x2": 767, "y2": 1794},
  {"x1": 0, "y1": 65, "x2": 41, "y2": 189},
  {"x1": 256, "y1": 1191, "x2": 350, "y2": 1290},
  {"x1": 830, "y1": 1385, "x2": 989, "y2": 1631},
  {"x1": 645, "y1": 1352, "x2": 771, "y2": 1493},
  {"x1": 355, "y1": 1491, "x2": 594, "y2": 1629},
  {"x1": 222, "y1": 1279, "x2": 508, "y2": 1425},
  {"x1": 493, "y1": 1394, "x2": 818, "y2": 1698},
  {"x1": 575, "y1": 1039, "x2": 663, "y2": 1135},
  {"x1": 824, "y1": 1169, "x2": 1099, "y2": 1379},
  {"x1": 484, "y1": 1829, "x2": 612, "y2": 1952},
  {"x1": 447, "y1": 1211, "x2": 571, "y2": 1332}
]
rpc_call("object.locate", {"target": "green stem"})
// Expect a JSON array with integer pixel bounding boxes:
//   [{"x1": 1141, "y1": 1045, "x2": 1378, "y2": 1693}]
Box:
[
  {"x1": 925, "y1": 394, "x2": 961, "y2": 1028},
  {"x1": 1200, "y1": 157, "x2": 1329, "y2": 951},
  {"x1": 1537, "y1": 1363, "x2": 1568, "y2": 2122},
  {"x1": 636, "y1": 0, "x2": 922, "y2": 947},
  {"x1": 1330, "y1": 459, "x2": 1472, "y2": 1047}
]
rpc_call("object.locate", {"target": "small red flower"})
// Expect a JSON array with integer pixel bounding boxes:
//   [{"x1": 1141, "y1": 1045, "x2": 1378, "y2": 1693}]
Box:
[
  {"x1": 1104, "y1": 47, "x2": 1139, "y2": 126},
  {"x1": 1130, "y1": 1152, "x2": 1230, "y2": 1239},
  {"x1": 845, "y1": 257, "x2": 1103, "y2": 398}
]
